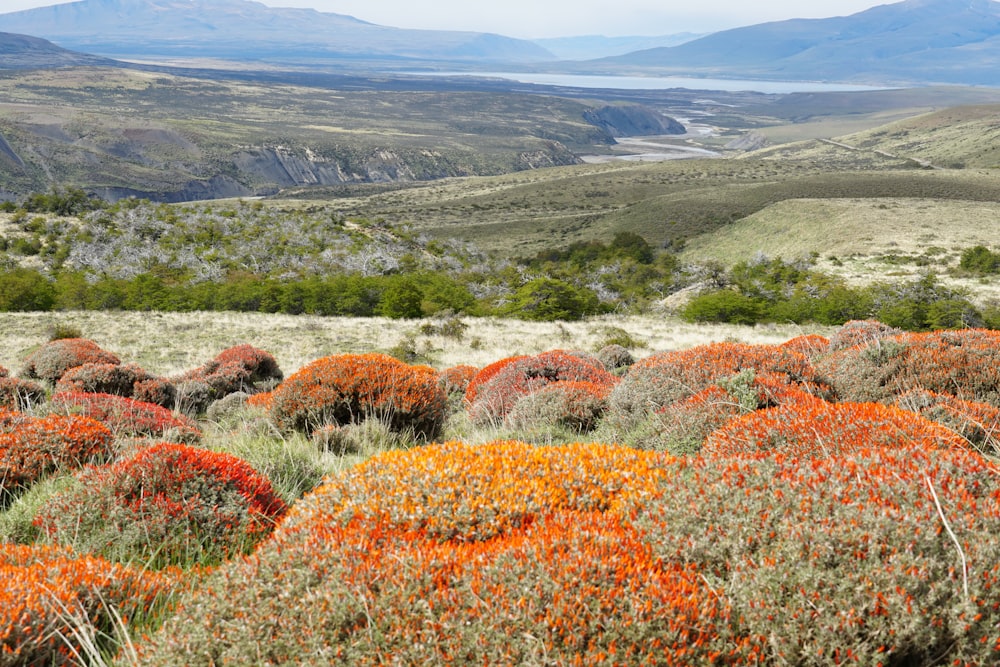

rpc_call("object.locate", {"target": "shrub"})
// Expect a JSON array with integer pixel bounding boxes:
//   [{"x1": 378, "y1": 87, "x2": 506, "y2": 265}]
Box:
[
  {"x1": 267, "y1": 353, "x2": 448, "y2": 439},
  {"x1": 134, "y1": 442, "x2": 730, "y2": 666},
  {"x1": 0, "y1": 411, "x2": 114, "y2": 503},
  {"x1": 777, "y1": 333, "x2": 830, "y2": 357},
  {"x1": 595, "y1": 343, "x2": 634, "y2": 371},
  {"x1": 174, "y1": 344, "x2": 283, "y2": 401},
  {"x1": 827, "y1": 318, "x2": 901, "y2": 351},
  {"x1": 55, "y1": 361, "x2": 148, "y2": 396},
  {"x1": 0, "y1": 544, "x2": 176, "y2": 667},
  {"x1": 506, "y1": 380, "x2": 610, "y2": 433},
  {"x1": 501, "y1": 277, "x2": 602, "y2": 321},
  {"x1": 133, "y1": 375, "x2": 178, "y2": 408},
  {"x1": 0, "y1": 377, "x2": 46, "y2": 411},
  {"x1": 681, "y1": 289, "x2": 766, "y2": 324},
  {"x1": 701, "y1": 398, "x2": 965, "y2": 459},
  {"x1": 437, "y1": 364, "x2": 479, "y2": 397},
  {"x1": 606, "y1": 341, "x2": 827, "y2": 432},
  {"x1": 466, "y1": 350, "x2": 617, "y2": 425},
  {"x1": 629, "y1": 370, "x2": 816, "y2": 454},
  {"x1": 626, "y1": 444, "x2": 1000, "y2": 665},
  {"x1": 894, "y1": 388, "x2": 1000, "y2": 456},
  {"x1": 20, "y1": 338, "x2": 121, "y2": 384},
  {"x1": 818, "y1": 328, "x2": 1000, "y2": 406},
  {"x1": 51, "y1": 391, "x2": 202, "y2": 443},
  {"x1": 0, "y1": 366, "x2": 7, "y2": 378},
  {"x1": 34, "y1": 442, "x2": 288, "y2": 569}
]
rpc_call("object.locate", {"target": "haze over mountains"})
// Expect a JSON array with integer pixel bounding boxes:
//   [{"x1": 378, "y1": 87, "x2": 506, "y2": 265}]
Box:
[{"x1": 0, "y1": 0, "x2": 998, "y2": 85}]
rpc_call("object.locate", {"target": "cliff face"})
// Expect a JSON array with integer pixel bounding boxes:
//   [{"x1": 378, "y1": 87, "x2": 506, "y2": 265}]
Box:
[{"x1": 583, "y1": 105, "x2": 686, "y2": 138}]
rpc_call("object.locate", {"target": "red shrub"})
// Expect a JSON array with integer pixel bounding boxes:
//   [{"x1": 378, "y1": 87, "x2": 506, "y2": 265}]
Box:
[
  {"x1": 818, "y1": 328, "x2": 1000, "y2": 406},
  {"x1": 702, "y1": 398, "x2": 966, "y2": 459},
  {"x1": 35, "y1": 442, "x2": 288, "y2": 568},
  {"x1": 51, "y1": 391, "x2": 201, "y2": 443},
  {"x1": 0, "y1": 365, "x2": 7, "y2": 378},
  {"x1": 0, "y1": 376, "x2": 46, "y2": 411},
  {"x1": 21, "y1": 338, "x2": 121, "y2": 383},
  {"x1": 55, "y1": 361, "x2": 147, "y2": 396},
  {"x1": 176, "y1": 344, "x2": 283, "y2": 397},
  {"x1": 463, "y1": 354, "x2": 528, "y2": 404},
  {"x1": 466, "y1": 350, "x2": 617, "y2": 424},
  {"x1": 267, "y1": 353, "x2": 448, "y2": 438},
  {"x1": 133, "y1": 375, "x2": 178, "y2": 408},
  {"x1": 0, "y1": 544, "x2": 177, "y2": 666},
  {"x1": 1, "y1": 411, "x2": 114, "y2": 500}
]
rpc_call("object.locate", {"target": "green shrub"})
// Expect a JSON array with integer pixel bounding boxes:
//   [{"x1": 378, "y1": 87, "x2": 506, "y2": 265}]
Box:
[
  {"x1": 681, "y1": 289, "x2": 765, "y2": 324},
  {"x1": 501, "y1": 277, "x2": 602, "y2": 321}
]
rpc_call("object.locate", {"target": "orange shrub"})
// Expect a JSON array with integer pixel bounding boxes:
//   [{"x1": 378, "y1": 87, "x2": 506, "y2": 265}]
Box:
[
  {"x1": 437, "y1": 364, "x2": 478, "y2": 397},
  {"x1": 35, "y1": 442, "x2": 288, "y2": 568},
  {"x1": 133, "y1": 441, "x2": 735, "y2": 666},
  {"x1": 895, "y1": 388, "x2": 1000, "y2": 456},
  {"x1": 818, "y1": 328, "x2": 1000, "y2": 406},
  {"x1": 281, "y1": 440, "x2": 667, "y2": 542},
  {"x1": 20, "y1": 338, "x2": 121, "y2": 384},
  {"x1": 778, "y1": 333, "x2": 830, "y2": 357},
  {"x1": 628, "y1": 444, "x2": 1000, "y2": 665},
  {"x1": 51, "y1": 391, "x2": 201, "y2": 443},
  {"x1": 632, "y1": 371, "x2": 817, "y2": 454},
  {"x1": 702, "y1": 398, "x2": 966, "y2": 458},
  {"x1": 267, "y1": 353, "x2": 447, "y2": 438},
  {"x1": 466, "y1": 350, "x2": 617, "y2": 425},
  {"x1": 1, "y1": 411, "x2": 114, "y2": 501},
  {"x1": 607, "y1": 341, "x2": 829, "y2": 431},
  {"x1": 0, "y1": 544, "x2": 177, "y2": 667}
]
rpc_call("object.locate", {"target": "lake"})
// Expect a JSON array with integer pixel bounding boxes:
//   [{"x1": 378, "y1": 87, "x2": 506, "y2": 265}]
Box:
[{"x1": 406, "y1": 71, "x2": 892, "y2": 94}]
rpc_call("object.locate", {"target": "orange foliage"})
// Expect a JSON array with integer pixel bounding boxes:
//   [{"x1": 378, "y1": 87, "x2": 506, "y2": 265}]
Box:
[
  {"x1": 703, "y1": 398, "x2": 966, "y2": 458},
  {"x1": 268, "y1": 353, "x2": 448, "y2": 438},
  {"x1": 0, "y1": 544, "x2": 176, "y2": 666}
]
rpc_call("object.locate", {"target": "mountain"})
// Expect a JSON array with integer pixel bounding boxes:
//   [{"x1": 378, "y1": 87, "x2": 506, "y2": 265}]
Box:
[
  {"x1": 533, "y1": 33, "x2": 705, "y2": 60},
  {"x1": 600, "y1": 0, "x2": 1000, "y2": 86},
  {"x1": 0, "y1": 31, "x2": 119, "y2": 69},
  {"x1": 0, "y1": 0, "x2": 554, "y2": 64}
]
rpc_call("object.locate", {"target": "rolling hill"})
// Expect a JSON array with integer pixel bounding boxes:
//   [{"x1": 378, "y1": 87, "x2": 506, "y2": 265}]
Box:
[{"x1": 599, "y1": 0, "x2": 1000, "y2": 86}]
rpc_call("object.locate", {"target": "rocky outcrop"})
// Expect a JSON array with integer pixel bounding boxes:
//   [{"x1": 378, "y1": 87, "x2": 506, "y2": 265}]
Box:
[{"x1": 583, "y1": 105, "x2": 686, "y2": 138}]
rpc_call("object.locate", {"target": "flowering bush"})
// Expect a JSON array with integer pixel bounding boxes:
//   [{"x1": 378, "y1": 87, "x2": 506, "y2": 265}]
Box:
[
  {"x1": 132, "y1": 375, "x2": 178, "y2": 408},
  {"x1": 506, "y1": 380, "x2": 610, "y2": 433},
  {"x1": 466, "y1": 350, "x2": 617, "y2": 425},
  {"x1": 777, "y1": 332, "x2": 830, "y2": 357},
  {"x1": 606, "y1": 341, "x2": 828, "y2": 432},
  {"x1": 0, "y1": 376, "x2": 46, "y2": 411},
  {"x1": 0, "y1": 544, "x2": 176, "y2": 667},
  {"x1": 1, "y1": 411, "x2": 113, "y2": 502},
  {"x1": 20, "y1": 338, "x2": 121, "y2": 384},
  {"x1": 702, "y1": 398, "x2": 966, "y2": 459},
  {"x1": 894, "y1": 388, "x2": 1000, "y2": 455},
  {"x1": 35, "y1": 442, "x2": 288, "y2": 569},
  {"x1": 629, "y1": 370, "x2": 816, "y2": 454},
  {"x1": 55, "y1": 361, "x2": 147, "y2": 396},
  {"x1": 436, "y1": 364, "x2": 478, "y2": 397},
  {"x1": 51, "y1": 392, "x2": 201, "y2": 443},
  {"x1": 133, "y1": 441, "x2": 735, "y2": 666},
  {"x1": 0, "y1": 365, "x2": 7, "y2": 377},
  {"x1": 818, "y1": 328, "x2": 1000, "y2": 406},
  {"x1": 627, "y1": 444, "x2": 1000, "y2": 665},
  {"x1": 267, "y1": 353, "x2": 448, "y2": 439},
  {"x1": 176, "y1": 344, "x2": 283, "y2": 398}
]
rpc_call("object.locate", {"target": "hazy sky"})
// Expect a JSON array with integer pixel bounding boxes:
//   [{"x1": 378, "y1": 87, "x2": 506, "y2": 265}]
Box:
[{"x1": 3, "y1": 0, "x2": 898, "y2": 37}]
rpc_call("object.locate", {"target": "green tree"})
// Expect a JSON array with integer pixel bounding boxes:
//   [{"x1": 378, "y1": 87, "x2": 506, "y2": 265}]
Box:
[
  {"x1": 502, "y1": 277, "x2": 600, "y2": 321},
  {"x1": 681, "y1": 290, "x2": 765, "y2": 325},
  {"x1": 0, "y1": 268, "x2": 55, "y2": 311}
]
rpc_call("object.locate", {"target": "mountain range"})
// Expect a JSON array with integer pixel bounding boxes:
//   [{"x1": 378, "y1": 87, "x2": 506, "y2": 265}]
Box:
[
  {"x1": 0, "y1": 0, "x2": 554, "y2": 63},
  {"x1": 1, "y1": 0, "x2": 1000, "y2": 86},
  {"x1": 597, "y1": 0, "x2": 1000, "y2": 85}
]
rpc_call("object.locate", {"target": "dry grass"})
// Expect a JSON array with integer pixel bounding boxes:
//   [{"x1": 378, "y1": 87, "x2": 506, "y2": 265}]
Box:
[{"x1": 0, "y1": 311, "x2": 831, "y2": 378}]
